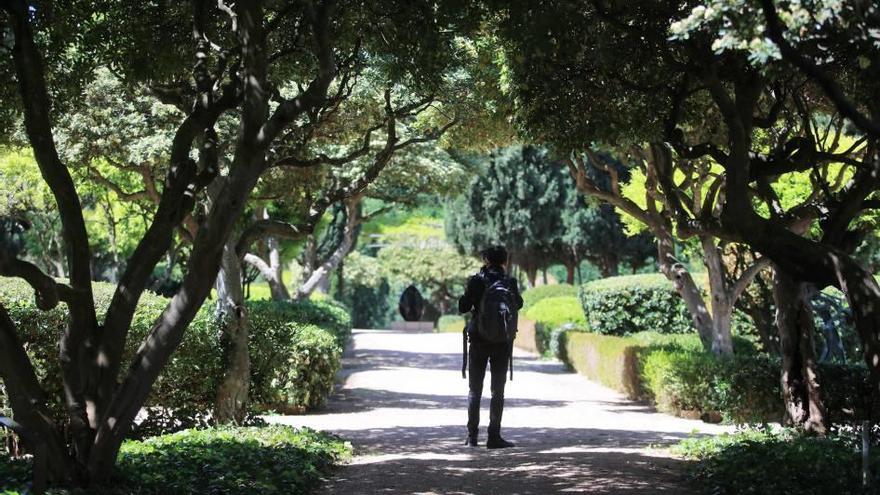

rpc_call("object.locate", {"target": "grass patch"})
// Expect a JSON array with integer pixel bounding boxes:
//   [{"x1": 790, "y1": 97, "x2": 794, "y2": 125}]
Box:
[{"x1": 1, "y1": 426, "x2": 351, "y2": 495}]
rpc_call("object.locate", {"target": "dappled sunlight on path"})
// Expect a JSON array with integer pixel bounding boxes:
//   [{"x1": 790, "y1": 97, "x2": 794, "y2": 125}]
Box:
[{"x1": 268, "y1": 329, "x2": 728, "y2": 494}]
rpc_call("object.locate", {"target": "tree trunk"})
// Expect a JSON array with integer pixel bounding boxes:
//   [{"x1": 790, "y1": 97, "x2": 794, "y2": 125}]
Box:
[
  {"x1": 701, "y1": 236, "x2": 734, "y2": 356},
  {"x1": 565, "y1": 262, "x2": 575, "y2": 284},
  {"x1": 295, "y1": 199, "x2": 359, "y2": 300},
  {"x1": 266, "y1": 236, "x2": 290, "y2": 301},
  {"x1": 657, "y1": 232, "x2": 714, "y2": 351},
  {"x1": 214, "y1": 242, "x2": 251, "y2": 424},
  {"x1": 773, "y1": 268, "x2": 827, "y2": 434},
  {"x1": 525, "y1": 267, "x2": 538, "y2": 288},
  {"x1": 737, "y1": 271, "x2": 780, "y2": 355}
]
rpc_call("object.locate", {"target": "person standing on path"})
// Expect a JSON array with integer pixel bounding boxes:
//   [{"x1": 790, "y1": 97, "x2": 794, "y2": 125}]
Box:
[{"x1": 459, "y1": 245, "x2": 522, "y2": 449}]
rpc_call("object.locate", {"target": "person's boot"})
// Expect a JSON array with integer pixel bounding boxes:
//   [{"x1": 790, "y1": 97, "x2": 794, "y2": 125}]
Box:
[
  {"x1": 486, "y1": 434, "x2": 515, "y2": 449},
  {"x1": 464, "y1": 434, "x2": 478, "y2": 447}
]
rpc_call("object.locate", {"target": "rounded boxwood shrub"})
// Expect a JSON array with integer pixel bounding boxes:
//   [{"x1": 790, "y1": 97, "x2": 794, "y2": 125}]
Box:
[{"x1": 579, "y1": 273, "x2": 694, "y2": 335}]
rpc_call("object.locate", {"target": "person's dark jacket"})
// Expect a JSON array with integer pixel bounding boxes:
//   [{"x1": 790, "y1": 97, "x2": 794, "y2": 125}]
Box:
[{"x1": 458, "y1": 265, "x2": 523, "y2": 344}]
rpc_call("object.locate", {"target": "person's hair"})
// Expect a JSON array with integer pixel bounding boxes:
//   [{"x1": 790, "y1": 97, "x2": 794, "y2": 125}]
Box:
[{"x1": 480, "y1": 245, "x2": 508, "y2": 267}]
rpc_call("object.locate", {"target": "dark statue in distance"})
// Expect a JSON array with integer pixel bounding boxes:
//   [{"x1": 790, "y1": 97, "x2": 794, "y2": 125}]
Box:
[{"x1": 399, "y1": 285, "x2": 426, "y2": 322}]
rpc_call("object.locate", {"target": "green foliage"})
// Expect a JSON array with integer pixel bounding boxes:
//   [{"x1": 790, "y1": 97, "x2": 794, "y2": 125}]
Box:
[
  {"x1": 339, "y1": 279, "x2": 391, "y2": 329},
  {"x1": 639, "y1": 348, "x2": 779, "y2": 423},
  {"x1": 250, "y1": 324, "x2": 340, "y2": 412},
  {"x1": 562, "y1": 327, "x2": 868, "y2": 424},
  {"x1": 0, "y1": 278, "x2": 351, "y2": 428},
  {"x1": 523, "y1": 296, "x2": 586, "y2": 356},
  {"x1": 560, "y1": 330, "x2": 780, "y2": 423},
  {"x1": 1, "y1": 426, "x2": 352, "y2": 495},
  {"x1": 524, "y1": 296, "x2": 586, "y2": 329},
  {"x1": 522, "y1": 283, "x2": 579, "y2": 309},
  {"x1": 437, "y1": 314, "x2": 466, "y2": 333},
  {"x1": 447, "y1": 146, "x2": 652, "y2": 278},
  {"x1": 580, "y1": 274, "x2": 694, "y2": 335},
  {"x1": 377, "y1": 242, "x2": 480, "y2": 315},
  {"x1": 674, "y1": 427, "x2": 880, "y2": 495}
]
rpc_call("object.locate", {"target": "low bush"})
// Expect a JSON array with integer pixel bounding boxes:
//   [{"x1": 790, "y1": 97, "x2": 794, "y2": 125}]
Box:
[
  {"x1": 1, "y1": 426, "x2": 352, "y2": 495},
  {"x1": 674, "y1": 427, "x2": 880, "y2": 494},
  {"x1": 0, "y1": 277, "x2": 352, "y2": 433},
  {"x1": 437, "y1": 314, "x2": 465, "y2": 333},
  {"x1": 250, "y1": 322, "x2": 341, "y2": 412},
  {"x1": 561, "y1": 330, "x2": 780, "y2": 422},
  {"x1": 522, "y1": 283, "x2": 579, "y2": 309},
  {"x1": 579, "y1": 273, "x2": 694, "y2": 335},
  {"x1": 523, "y1": 296, "x2": 586, "y2": 355}
]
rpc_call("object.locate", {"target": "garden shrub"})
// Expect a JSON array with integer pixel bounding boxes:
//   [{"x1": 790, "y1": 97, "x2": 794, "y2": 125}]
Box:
[
  {"x1": 522, "y1": 283, "x2": 578, "y2": 309},
  {"x1": 562, "y1": 331, "x2": 643, "y2": 397},
  {"x1": 523, "y1": 296, "x2": 586, "y2": 355},
  {"x1": 561, "y1": 329, "x2": 782, "y2": 423},
  {"x1": 579, "y1": 273, "x2": 694, "y2": 335},
  {"x1": 1, "y1": 426, "x2": 352, "y2": 495},
  {"x1": 674, "y1": 427, "x2": 880, "y2": 494},
  {"x1": 250, "y1": 322, "x2": 341, "y2": 412},
  {"x1": 0, "y1": 277, "x2": 351, "y2": 428},
  {"x1": 436, "y1": 314, "x2": 465, "y2": 333}
]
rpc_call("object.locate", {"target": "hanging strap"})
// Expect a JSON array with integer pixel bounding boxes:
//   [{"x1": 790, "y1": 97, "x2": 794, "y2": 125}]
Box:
[
  {"x1": 509, "y1": 342, "x2": 513, "y2": 381},
  {"x1": 462, "y1": 325, "x2": 468, "y2": 379}
]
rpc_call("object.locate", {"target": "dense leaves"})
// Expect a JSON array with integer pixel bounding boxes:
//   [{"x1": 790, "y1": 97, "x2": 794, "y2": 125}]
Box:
[
  {"x1": 579, "y1": 274, "x2": 696, "y2": 336},
  {"x1": 675, "y1": 427, "x2": 880, "y2": 495},
  {"x1": 1, "y1": 426, "x2": 351, "y2": 495},
  {"x1": 0, "y1": 278, "x2": 351, "y2": 436}
]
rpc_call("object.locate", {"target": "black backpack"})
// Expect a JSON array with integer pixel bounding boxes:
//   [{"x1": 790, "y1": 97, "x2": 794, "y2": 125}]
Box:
[{"x1": 477, "y1": 276, "x2": 519, "y2": 344}]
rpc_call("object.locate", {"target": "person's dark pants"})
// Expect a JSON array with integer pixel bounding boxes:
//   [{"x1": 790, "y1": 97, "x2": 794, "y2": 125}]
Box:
[{"x1": 467, "y1": 341, "x2": 510, "y2": 438}]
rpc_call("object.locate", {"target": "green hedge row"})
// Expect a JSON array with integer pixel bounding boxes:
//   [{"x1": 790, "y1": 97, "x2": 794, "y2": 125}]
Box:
[
  {"x1": 522, "y1": 296, "x2": 586, "y2": 356},
  {"x1": 0, "y1": 277, "x2": 351, "y2": 423},
  {"x1": 522, "y1": 283, "x2": 579, "y2": 310},
  {"x1": 560, "y1": 330, "x2": 870, "y2": 424},
  {"x1": 579, "y1": 274, "x2": 695, "y2": 335},
  {"x1": 0, "y1": 425, "x2": 352, "y2": 495}
]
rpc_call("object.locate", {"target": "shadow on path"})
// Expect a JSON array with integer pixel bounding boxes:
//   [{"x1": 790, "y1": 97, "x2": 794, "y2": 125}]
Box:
[
  {"x1": 319, "y1": 388, "x2": 570, "y2": 413},
  {"x1": 270, "y1": 330, "x2": 720, "y2": 494},
  {"x1": 319, "y1": 426, "x2": 696, "y2": 494}
]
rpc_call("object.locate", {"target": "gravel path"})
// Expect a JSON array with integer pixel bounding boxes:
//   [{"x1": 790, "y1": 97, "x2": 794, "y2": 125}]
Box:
[{"x1": 269, "y1": 329, "x2": 728, "y2": 494}]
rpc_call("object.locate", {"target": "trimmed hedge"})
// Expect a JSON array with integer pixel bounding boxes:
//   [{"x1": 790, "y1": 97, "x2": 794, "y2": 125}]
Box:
[
  {"x1": 579, "y1": 274, "x2": 694, "y2": 335},
  {"x1": 580, "y1": 273, "x2": 692, "y2": 335},
  {"x1": 1, "y1": 426, "x2": 352, "y2": 494},
  {"x1": 522, "y1": 283, "x2": 579, "y2": 309},
  {"x1": 436, "y1": 314, "x2": 465, "y2": 333},
  {"x1": 523, "y1": 296, "x2": 586, "y2": 356},
  {"x1": 0, "y1": 277, "x2": 351, "y2": 425},
  {"x1": 560, "y1": 329, "x2": 870, "y2": 424}
]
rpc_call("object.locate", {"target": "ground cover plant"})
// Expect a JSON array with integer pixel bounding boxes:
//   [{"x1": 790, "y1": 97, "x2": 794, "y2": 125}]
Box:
[
  {"x1": 0, "y1": 426, "x2": 351, "y2": 495},
  {"x1": 674, "y1": 427, "x2": 880, "y2": 495}
]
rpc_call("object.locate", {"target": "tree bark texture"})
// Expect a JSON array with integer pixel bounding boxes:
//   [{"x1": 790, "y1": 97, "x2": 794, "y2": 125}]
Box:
[
  {"x1": 295, "y1": 199, "x2": 359, "y2": 300},
  {"x1": 213, "y1": 242, "x2": 251, "y2": 424},
  {"x1": 773, "y1": 268, "x2": 827, "y2": 433}
]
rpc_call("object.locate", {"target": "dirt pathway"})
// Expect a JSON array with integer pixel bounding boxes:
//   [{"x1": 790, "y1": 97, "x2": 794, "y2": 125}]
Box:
[{"x1": 269, "y1": 329, "x2": 727, "y2": 494}]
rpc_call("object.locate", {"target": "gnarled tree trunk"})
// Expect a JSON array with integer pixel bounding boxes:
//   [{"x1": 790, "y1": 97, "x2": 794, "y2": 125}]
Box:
[
  {"x1": 295, "y1": 198, "x2": 359, "y2": 300},
  {"x1": 773, "y1": 268, "x2": 826, "y2": 433},
  {"x1": 214, "y1": 241, "x2": 250, "y2": 424}
]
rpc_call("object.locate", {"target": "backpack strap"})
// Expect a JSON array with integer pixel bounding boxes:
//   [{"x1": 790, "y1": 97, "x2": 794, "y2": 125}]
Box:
[
  {"x1": 462, "y1": 324, "x2": 468, "y2": 379},
  {"x1": 509, "y1": 342, "x2": 513, "y2": 381}
]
